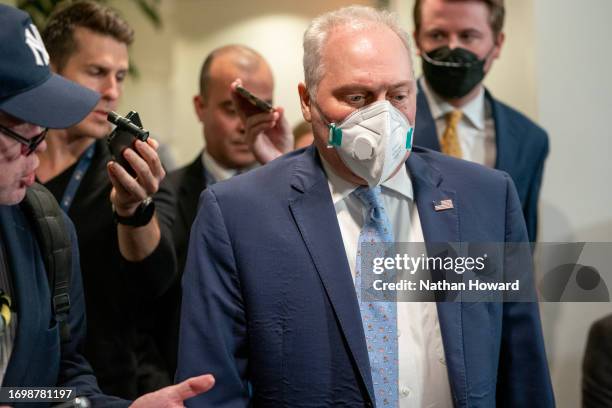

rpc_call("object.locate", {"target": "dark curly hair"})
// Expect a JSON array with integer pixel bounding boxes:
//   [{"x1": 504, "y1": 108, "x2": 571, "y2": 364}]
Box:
[{"x1": 42, "y1": 0, "x2": 134, "y2": 71}]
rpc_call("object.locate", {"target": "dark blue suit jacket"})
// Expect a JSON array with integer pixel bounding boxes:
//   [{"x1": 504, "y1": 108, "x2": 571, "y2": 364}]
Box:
[
  {"x1": 0, "y1": 205, "x2": 128, "y2": 407},
  {"x1": 415, "y1": 84, "x2": 549, "y2": 241},
  {"x1": 177, "y1": 146, "x2": 554, "y2": 407}
]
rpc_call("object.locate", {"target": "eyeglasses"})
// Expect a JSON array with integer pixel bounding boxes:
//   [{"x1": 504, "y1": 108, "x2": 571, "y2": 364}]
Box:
[{"x1": 0, "y1": 123, "x2": 48, "y2": 156}]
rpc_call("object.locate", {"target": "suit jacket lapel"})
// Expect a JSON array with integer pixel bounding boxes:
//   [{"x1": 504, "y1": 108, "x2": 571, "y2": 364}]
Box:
[
  {"x1": 407, "y1": 151, "x2": 468, "y2": 406},
  {"x1": 487, "y1": 89, "x2": 518, "y2": 174},
  {"x1": 489, "y1": 91, "x2": 510, "y2": 171},
  {"x1": 178, "y1": 156, "x2": 207, "y2": 231},
  {"x1": 288, "y1": 147, "x2": 375, "y2": 404},
  {"x1": 0, "y1": 206, "x2": 45, "y2": 386},
  {"x1": 416, "y1": 81, "x2": 442, "y2": 151}
]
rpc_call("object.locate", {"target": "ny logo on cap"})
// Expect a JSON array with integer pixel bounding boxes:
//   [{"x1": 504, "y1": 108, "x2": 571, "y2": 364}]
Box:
[{"x1": 25, "y1": 23, "x2": 49, "y2": 66}]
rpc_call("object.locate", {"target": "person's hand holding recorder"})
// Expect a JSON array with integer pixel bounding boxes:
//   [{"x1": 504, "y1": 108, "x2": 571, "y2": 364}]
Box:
[
  {"x1": 106, "y1": 111, "x2": 165, "y2": 218},
  {"x1": 105, "y1": 111, "x2": 167, "y2": 262}
]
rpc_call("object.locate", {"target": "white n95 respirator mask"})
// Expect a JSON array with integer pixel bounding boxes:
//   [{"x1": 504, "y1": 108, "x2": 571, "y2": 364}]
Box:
[{"x1": 324, "y1": 100, "x2": 414, "y2": 187}]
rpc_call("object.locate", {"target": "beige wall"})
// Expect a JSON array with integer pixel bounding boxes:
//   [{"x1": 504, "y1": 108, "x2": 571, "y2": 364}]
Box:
[
  {"x1": 534, "y1": 1, "x2": 612, "y2": 407},
  {"x1": 0, "y1": 0, "x2": 538, "y2": 165},
  {"x1": 392, "y1": 2, "x2": 612, "y2": 407},
  {"x1": 114, "y1": 0, "x2": 374, "y2": 167},
  {"x1": 391, "y1": 0, "x2": 539, "y2": 122},
  {"x1": 5, "y1": 1, "x2": 612, "y2": 405},
  {"x1": 118, "y1": 0, "x2": 538, "y2": 167}
]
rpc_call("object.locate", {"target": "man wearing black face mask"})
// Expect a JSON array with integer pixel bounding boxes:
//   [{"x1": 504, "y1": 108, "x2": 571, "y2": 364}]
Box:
[{"x1": 413, "y1": 0, "x2": 548, "y2": 241}]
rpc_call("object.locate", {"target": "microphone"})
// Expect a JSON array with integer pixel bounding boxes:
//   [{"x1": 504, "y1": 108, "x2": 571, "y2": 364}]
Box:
[{"x1": 107, "y1": 111, "x2": 149, "y2": 141}]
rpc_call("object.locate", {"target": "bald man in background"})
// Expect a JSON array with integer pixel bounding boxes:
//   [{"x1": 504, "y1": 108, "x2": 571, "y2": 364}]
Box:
[
  {"x1": 165, "y1": 44, "x2": 290, "y2": 272},
  {"x1": 155, "y1": 44, "x2": 291, "y2": 375}
]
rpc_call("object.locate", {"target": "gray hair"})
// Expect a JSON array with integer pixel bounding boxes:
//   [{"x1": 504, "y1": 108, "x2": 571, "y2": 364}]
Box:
[{"x1": 303, "y1": 6, "x2": 413, "y2": 99}]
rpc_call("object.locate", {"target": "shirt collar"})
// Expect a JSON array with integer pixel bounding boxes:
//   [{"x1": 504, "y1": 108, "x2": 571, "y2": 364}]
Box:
[
  {"x1": 320, "y1": 156, "x2": 357, "y2": 205},
  {"x1": 382, "y1": 161, "x2": 414, "y2": 201},
  {"x1": 320, "y1": 155, "x2": 414, "y2": 205},
  {"x1": 420, "y1": 77, "x2": 486, "y2": 131},
  {"x1": 201, "y1": 149, "x2": 238, "y2": 183}
]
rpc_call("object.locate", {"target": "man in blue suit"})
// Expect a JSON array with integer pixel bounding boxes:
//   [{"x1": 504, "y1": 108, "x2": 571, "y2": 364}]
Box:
[
  {"x1": 178, "y1": 5, "x2": 553, "y2": 407},
  {"x1": 412, "y1": 0, "x2": 548, "y2": 241},
  {"x1": 0, "y1": 5, "x2": 214, "y2": 406}
]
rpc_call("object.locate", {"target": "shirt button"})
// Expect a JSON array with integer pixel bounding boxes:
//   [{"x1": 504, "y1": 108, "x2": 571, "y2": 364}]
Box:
[{"x1": 400, "y1": 386, "x2": 411, "y2": 398}]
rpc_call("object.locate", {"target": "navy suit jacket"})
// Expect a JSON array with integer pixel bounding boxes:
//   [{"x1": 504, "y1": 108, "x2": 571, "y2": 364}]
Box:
[
  {"x1": 415, "y1": 84, "x2": 549, "y2": 241},
  {"x1": 0, "y1": 205, "x2": 128, "y2": 407},
  {"x1": 177, "y1": 146, "x2": 554, "y2": 407}
]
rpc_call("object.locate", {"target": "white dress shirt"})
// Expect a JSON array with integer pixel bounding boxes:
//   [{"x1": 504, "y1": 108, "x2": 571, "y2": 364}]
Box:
[
  {"x1": 420, "y1": 77, "x2": 496, "y2": 168},
  {"x1": 201, "y1": 150, "x2": 239, "y2": 183},
  {"x1": 321, "y1": 158, "x2": 453, "y2": 407}
]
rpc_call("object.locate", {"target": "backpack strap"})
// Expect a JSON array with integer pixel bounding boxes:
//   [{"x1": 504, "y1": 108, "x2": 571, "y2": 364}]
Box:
[{"x1": 20, "y1": 183, "x2": 72, "y2": 343}]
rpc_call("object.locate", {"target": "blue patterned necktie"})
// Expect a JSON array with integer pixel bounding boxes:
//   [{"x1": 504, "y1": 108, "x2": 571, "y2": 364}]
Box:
[{"x1": 353, "y1": 186, "x2": 398, "y2": 407}]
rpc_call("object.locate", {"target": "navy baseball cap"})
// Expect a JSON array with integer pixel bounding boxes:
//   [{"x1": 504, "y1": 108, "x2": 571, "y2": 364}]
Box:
[{"x1": 0, "y1": 5, "x2": 100, "y2": 128}]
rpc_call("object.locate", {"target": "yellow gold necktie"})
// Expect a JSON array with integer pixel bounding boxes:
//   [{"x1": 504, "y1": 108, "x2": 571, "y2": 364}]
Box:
[
  {"x1": 0, "y1": 292, "x2": 11, "y2": 329},
  {"x1": 440, "y1": 110, "x2": 463, "y2": 158}
]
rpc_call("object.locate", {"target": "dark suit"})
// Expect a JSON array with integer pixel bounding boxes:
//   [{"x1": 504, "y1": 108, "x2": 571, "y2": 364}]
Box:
[
  {"x1": 583, "y1": 314, "x2": 612, "y2": 407},
  {"x1": 43, "y1": 139, "x2": 177, "y2": 397},
  {"x1": 177, "y1": 146, "x2": 554, "y2": 407},
  {"x1": 161, "y1": 155, "x2": 211, "y2": 273},
  {"x1": 0, "y1": 204, "x2": 128, "y2": 407},
  {"x1": 152, "y1": 155, "x2": 211, "y2": 376},
  {"x1": 415, "y1": 83, "x2": 549, "y2": 241}
]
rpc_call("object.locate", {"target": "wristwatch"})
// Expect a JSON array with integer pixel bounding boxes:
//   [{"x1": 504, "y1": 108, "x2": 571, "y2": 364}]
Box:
[{"x1": 113, "y1": 196, "x2": 155, "y2": 227}]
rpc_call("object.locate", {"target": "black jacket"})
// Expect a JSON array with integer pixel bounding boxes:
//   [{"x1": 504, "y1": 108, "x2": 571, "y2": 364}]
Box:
[
  {"x1": 162, "y1": 155, "x2": 207, "y2": 273},
  {"x1": 583, "y1": 314, "x2": 612, "y2": 407},
  {"x1": 149, "y1": 154, "x2": 208, "y2": 376},
  {"x1": 43, "y1": 139, "x2": 177, "y2": 399}
]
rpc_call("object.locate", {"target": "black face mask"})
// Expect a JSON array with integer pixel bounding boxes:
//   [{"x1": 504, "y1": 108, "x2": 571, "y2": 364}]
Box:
[{"x1": 422, "y1": 46, "x2": 488, "y2": 99}]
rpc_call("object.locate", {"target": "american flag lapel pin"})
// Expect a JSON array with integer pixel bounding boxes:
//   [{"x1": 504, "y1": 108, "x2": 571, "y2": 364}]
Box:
[{"x1": 433, "y1": 199, "x2": 454, "y2": 212}]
